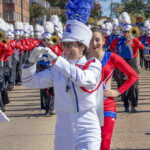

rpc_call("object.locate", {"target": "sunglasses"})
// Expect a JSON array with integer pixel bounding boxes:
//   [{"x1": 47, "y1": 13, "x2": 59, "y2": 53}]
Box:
[
  {"x1": 123, "y1": 31, "x2": 129, "y2": 33},
  {"x1": 61, "y1": 42, "x2": 77, "y2": 49},
  {"x1": 42, "y1": 39, "x2": 50, "y2": 42}
]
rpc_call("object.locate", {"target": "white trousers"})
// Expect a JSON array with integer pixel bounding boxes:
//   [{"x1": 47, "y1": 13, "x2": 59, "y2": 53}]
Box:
[
  {"x1": 54, "y1": 107, "x2": 101, "y2": 150},
  {"x1": 76, "y1": 141, "x2": 100, "y2": 150}
]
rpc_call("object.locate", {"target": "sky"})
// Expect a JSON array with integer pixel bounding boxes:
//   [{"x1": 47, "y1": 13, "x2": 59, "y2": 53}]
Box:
[{"x1": 97, "y1": 0, "x2": 121, "y2": 17}]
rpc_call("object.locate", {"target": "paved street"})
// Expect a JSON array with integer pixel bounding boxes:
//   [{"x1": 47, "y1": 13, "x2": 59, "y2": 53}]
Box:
[{"x1": 0, "y1": 67, "x2": 150, "y2": 150}]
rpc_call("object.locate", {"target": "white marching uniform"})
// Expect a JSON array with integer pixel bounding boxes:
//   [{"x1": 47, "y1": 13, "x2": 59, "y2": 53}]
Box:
[{"x1": 22, "y1": 56, "x2": 104, "y2": 150}]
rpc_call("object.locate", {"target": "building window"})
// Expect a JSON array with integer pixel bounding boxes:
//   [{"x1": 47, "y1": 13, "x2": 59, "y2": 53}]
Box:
[
  {"x1": 8, "y1": 11, "x2": 15, "y2": 21},
  {"x1": 18, "y1": 0, "x2": 20, "y2": 6},
  {"x1": 8, "y1": 0, "x2": 15, "y2": 4},
  {"x1": 19, "y1": 14, "x2": 21, "y2": 21}
]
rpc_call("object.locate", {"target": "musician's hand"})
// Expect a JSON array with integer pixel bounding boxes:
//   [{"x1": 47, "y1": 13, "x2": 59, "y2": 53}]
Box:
[
  {"x1": 125, "y1": 35, "x2": 133, "y2": 45},
  {"x1": 28, "y1": 47, "x2": 45, "y2": 63},
  {"x1": 41, "y1": 47, "x2": 58, "y2": 62},
  {"x1": 103, "y1": 89, "x2": 121, "y2": 98}
]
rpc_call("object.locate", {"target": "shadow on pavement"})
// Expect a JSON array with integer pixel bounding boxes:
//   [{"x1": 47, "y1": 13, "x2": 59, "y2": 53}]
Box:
[
  {"x1": 112, "y1": 149, "x2": 150, "y2": 150},
  {"x1": 117, "y1": 110, "x2": 150, "y2": 113}
]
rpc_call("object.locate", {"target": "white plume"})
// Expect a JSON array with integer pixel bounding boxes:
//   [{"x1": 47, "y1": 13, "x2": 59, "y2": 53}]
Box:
[
  {"x1": 144, "y1": 20, "x2": 150, "y2": 28},
  {"x1": 51, "y1": 15, "x2": 60, "y2": 26},
  {"x1": 0, "y1": 18, "x2": 6, "y2": 31},
  {"x1": 29, "y1": 25, "x2": 34, "y2": 32},
  {"x1": 9, "y1": 24, "x2": 14, "y2": 32},
  {"x1": 44, "y1": 21, "x2": 54, "y2": 34},
  {"x1": 15, "y1": 22, "x2": 21, "y2": 30}
]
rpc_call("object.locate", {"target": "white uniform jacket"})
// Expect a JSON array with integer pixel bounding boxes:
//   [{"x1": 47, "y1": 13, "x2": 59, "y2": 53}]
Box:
[{"x1": 22, "y1": 56, "x2": 103, "y2": 117}]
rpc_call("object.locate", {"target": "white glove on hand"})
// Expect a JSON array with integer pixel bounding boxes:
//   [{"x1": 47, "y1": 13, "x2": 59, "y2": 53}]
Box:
[
  {"x1": 41, "y1": 47, "x2": 58, "y2": 62},
  {"x1": 28, "y1": 47, "x2": 46, "y2": 63}
]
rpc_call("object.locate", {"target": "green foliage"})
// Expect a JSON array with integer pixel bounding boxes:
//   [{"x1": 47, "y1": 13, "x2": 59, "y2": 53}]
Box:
[
  {"x1": 122, "y1": 0, "x2": 146, "y2": 14},
  {"x1": 90, "y1": 3, "x2": 102, "y2": 20},
  {"x1": 46, "y1": 0, "x2": 68, "y2": 9},
  {"x1": 46, "y1": 0, "x2": 68, "y2": 23},
  {"x1": 29, "y1": 4, "x2": 47, "y2": 22}
]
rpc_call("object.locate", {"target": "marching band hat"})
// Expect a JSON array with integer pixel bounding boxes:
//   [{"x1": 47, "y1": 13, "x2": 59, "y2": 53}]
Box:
[
  {"x1": 122, "y1": 24, "x2": 132, "y2": 31},
  {"x1": 62, "y1": 20, "x2": 92, "y2": 48},
  {"x1": 43, "y1": 21, "x2": 54, "y2": 39}
]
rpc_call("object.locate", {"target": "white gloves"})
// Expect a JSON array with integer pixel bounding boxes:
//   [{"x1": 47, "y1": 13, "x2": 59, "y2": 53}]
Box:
[
  {"x1": 41, "y1": 47, "x2": 58, "y2": 62},
  {"x1": 28, "y1": 47, "x2": 45, "y2": 63},
  {"x1": 28, "y1": 46, "x2": 58, "y2": 63}
]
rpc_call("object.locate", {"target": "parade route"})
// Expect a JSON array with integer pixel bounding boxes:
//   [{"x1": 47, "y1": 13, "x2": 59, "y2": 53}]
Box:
[{"x1": 0, "y1": 68, "x2": 150, "y2": 150}]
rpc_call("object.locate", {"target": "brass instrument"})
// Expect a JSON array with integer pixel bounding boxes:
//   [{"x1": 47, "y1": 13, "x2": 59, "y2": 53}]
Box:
[
  {"x1": 0, "y1": 29, "x2": 5, "y2": 40},
  {"x1": 0, "y1": 30, "x2": 9, "y2": 44},
  {"x1": 50, "y1": 35, "x2": 60, "y2": 45},
  {"x1": 129, "y1": 27, "x2": 140, "y2": 37},
  {"x1": 1, "y1": 38, "x2": 8, "y2": 45}
]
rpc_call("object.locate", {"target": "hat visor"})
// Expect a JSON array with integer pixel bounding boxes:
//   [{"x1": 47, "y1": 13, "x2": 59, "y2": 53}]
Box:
[{"x1": 61, "y1": 38, "x2": 77, "y2": 43}]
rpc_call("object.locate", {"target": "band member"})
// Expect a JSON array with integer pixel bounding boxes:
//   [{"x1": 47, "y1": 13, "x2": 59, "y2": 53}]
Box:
[
  {"x1": 89, "y1": 27, "x2": 138, "y2": 150},
  {"x1": 138, "y1": 20, "x2": 149, "y2": 69},
  {"x1": 101, "y1": 22, "x2": 112, "y2": 51},
  {"x1": 143, "y1": 25, "x2": 150, "y2": 70},
  {"x1": 111, "y1": 21, "x2": 144, "y2": 112},
  {"x1": 0, "y1": 20, "x2": 15, "y2": 111},
  {"x1": 22, "y1": 0, "x2": 104, "y2": 149},
  {"x1": 37, "y1": 21, "x2": 56, "y2": 115}
]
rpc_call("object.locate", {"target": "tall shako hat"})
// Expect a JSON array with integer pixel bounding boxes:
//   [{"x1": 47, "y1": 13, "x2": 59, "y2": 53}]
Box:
[
  {"x1": 144, "y1": 20, "x2": 150, "y2": 32},
  {"x1": 101, "y1": 22, "x2": 112, "y2": 35},
  {"x1": 121, "y1": 12, "x2": 132, "y2": 31},
  {"x1": 35, "y1": 24, "x2": 42, "y2": 36},
  {"x1": 51, "y1": 15, "x2": 63, "y2": 39},
  {"x1": 14, "y1": 22, "x2": 21, "y2": 35},
  {"x1": 43, "y1": 21, "x2": 54, "y2": 39},
  {"x1": 20, "y1": 22, "x2": 24, "y2": 36},
  {"x1": 112, "y1": 18, "x2": 119, "y2": 30},
  {"x1": 24, "y1": 23, "x2": 30, "y2": 37},
  {"x1": 0, "y1": 18, "x2": 6, "y2": 32},
  {"x1": 29, "y1": 25, "x2": 34, "y2": 36},
  {"x1": 9, "y1": 24, "x2": 14, "y2": 37},
  {"x1": 62, "y1": 0, "x2": 95, "y2": 48},
  {"x1": 5, "y1": 23, "x2": 10, "y2": 36},
  {"x1": 7, "y1": 24, "x2": 14, "y2": 37}
]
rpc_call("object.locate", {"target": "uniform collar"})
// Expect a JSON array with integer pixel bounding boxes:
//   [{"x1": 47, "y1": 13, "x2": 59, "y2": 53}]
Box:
[{"x1": 68, "y1": 56, "x2": 87, "y2": 65}]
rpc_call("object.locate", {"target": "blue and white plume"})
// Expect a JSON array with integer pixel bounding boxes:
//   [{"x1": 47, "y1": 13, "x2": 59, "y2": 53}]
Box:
[{"x1": 65, "y1": 0, "x2": 95, "y2": 24}]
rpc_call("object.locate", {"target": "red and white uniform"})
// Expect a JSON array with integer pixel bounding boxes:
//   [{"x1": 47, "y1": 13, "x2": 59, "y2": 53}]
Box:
[
  {"x1": 22, "y1": 56, "x2": 103, "y2": 150},
  {"x1": 100, "y1": 51, "x2": 138, "y2": 150}
]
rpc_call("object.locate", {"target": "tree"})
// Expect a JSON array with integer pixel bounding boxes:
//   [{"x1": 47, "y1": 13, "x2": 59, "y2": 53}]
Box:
[
  {"x1": 46, "y1": 0, "x2": 68, "y2": 9},
  {"x1": 90, "y1": 3, "x2": 102, "y2": 21},
  {"x1": 121, "y1": 0, "x2": 147, "y2": 15},
  {"x1": 29, "y1": 4, "x2": 47, "y2": 23},
  {"x1": 46, "y1": 0, "x2": 68, "y2": 23}
]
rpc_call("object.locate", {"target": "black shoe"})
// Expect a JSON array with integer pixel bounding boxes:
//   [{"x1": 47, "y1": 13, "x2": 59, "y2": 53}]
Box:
[
  {"x1": 8, "y1": 86, "x2": 14, "y2": 91},
  {"x1": 131, "y1": 107, "x2": 137, "y2": 113},
  {"x1": 44, "y1": 110, "x2": 50, "y2": 116},
  {"x1": 124, "y1": 107, "x2": 129, "y2": 112},
  {"x1": 49, "y1": 111, "x2": 56, "y2": 116},
  {"x1": 16, "y1": 82, "x2": 22, "y2": 86},
  {"x1": 1, "y1": 108, "x2": 6, "y2": 112}
]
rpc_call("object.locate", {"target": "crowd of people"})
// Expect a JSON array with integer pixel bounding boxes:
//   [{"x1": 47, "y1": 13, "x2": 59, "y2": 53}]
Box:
[
  {"x1": 0, "y1": 0, "x2": 149, "y2": 149},
  {"x1": 0, "y1": 15, "x2": 63, "y2": 115}
]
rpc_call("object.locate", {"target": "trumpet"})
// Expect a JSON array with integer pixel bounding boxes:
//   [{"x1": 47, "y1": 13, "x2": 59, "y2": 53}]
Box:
[
  {"x1": 50, "y1": 35, "x2": 60, "y2": 45},
  {"x1": 1, "y1": 38, "x2": 8, "y2": 45},
  {"x1": 0, "y1": 30, "x2": 5, "y2": 40},
  {"x1": 129, "y1": 27, "x2": 140, "y2": 37}
]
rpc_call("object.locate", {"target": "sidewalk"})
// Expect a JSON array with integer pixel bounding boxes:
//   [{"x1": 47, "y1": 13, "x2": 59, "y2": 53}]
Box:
[{"x1": 0, "y1": 67, "x2": 150, "y2": 150}]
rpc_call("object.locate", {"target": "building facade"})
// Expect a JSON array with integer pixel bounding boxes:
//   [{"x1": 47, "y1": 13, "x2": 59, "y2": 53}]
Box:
[
  {"x1": 0, "y1": 0, "x2": 3, "y2": 18},
  {"x1": 3, "y1": 0, "x2": 29, "y2": 24}
]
